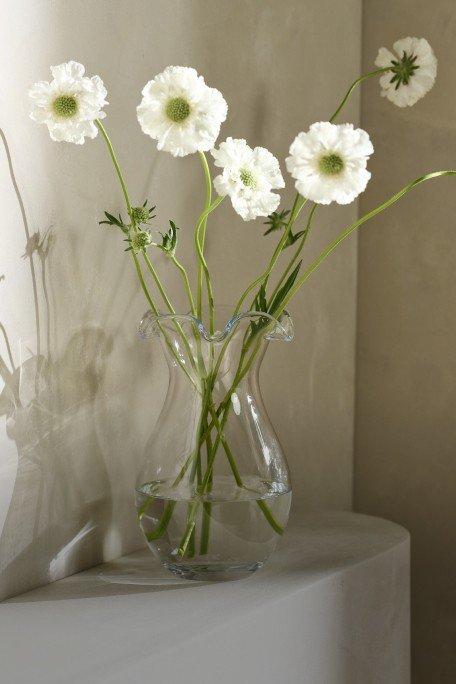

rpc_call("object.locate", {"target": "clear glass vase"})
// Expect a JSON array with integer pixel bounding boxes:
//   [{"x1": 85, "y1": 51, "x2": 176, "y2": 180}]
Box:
[{"x1": 136, "y1": 306, "x2": 293, "y2": 581}]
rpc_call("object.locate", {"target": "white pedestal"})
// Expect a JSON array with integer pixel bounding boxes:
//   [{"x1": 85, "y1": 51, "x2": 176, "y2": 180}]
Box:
[{"x1": 0, "y1": 512, "x2": 410, "y2": 683}]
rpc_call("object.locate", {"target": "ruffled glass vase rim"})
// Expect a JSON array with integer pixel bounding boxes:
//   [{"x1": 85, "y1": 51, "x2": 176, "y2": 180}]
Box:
[{"x1": 138, "y1": 307, "x2": 294, "y2": 343}]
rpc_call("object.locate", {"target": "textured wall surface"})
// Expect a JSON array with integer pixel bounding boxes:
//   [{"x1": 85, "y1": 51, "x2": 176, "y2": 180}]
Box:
[
  {"x1": 0, "y1": 0, "x2": 361, "y2": 599},
  {"x1": 356, "y1": 2, "x2": 456, "y2": 681}
]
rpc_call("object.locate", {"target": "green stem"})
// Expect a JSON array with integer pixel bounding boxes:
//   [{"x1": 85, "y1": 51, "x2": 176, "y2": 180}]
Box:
[
  {"x1": 199, "y1": 414, "x2": 214, "y2": 555},
  {"x1": 329, "y1": 67, "x2": 390, "y2": 123},
  {"x1": 143, "y1": 252, "x2": 175, "y2": 312},
  {"x1": 142, "y1": 254, "x2": 196, "y2": 366},
  {"x1": 142, "y1": 254, "x2": 199, "y2": 375},
  {"x1": 178, "y1": 501, "x2": 198, "y2": 556},
  {"x1": 276, "y1": 171, "x2": 456, "y2": 316},
  {"x1": 131, "y1": 250, "x2": 157, "y2": 313},
  {"x1": 256, "y1": 500, "x2": 284, "y2": 535},
  {"x1": 96, "y1": 120, "x2": 200, "y2": 389},
  {"x1": 231, "y1": 195, "x2": 306, "y2": 317},
  {"x1": 95, "y1": 120, "x2": 132, "y2": 215},
  {"x1": 194, "y1": 196, "x2": 224, "y2": 316},
  {"x1": 145, "y1": 501, "x2": 176, "y2": 541},
  {"x1": 171, "y1": 255, "x2": 196, "y2": 314},
  {"x1": 269, "y1": 204, "x2": 318, "y2": 302},
  {"x1": 196, "y1": 152, "x2": 213, "y2": 320}
]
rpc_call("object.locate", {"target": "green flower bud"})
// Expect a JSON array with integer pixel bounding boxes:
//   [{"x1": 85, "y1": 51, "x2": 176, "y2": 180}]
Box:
[{"x1": 131, "y1": 206, "x2": 151, "y2": 225}]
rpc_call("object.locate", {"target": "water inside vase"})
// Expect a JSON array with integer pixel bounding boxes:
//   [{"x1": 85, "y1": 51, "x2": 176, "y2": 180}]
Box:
[{"x1": 135, "y1": 476, "x2": 292, "y2": 581}]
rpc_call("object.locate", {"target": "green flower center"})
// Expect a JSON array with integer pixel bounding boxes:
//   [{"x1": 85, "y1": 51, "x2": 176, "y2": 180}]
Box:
[
  {"x1": 319, "y1": 153, "x2": 344, "y2": 176},
  {"x1": 389, "y1": 51, "x2": 419, "y2": 89},
  {"x1": 165, "y1": 97, "x2": 191, "y2": 123},
  {"x1": 131, "y1": 206, "x2": 150, "y2": 224},
  {"x1": 240, "y1": 168, "x2": 256, "y2": 188},
  {"x1": 53, "y1": 95, "x2": 78, "y2": 118}
]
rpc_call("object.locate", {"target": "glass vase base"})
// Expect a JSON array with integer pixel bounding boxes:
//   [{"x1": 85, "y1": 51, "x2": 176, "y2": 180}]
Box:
[{"x1": 164, "y1": 561, "x2": 262, "y2": 582}]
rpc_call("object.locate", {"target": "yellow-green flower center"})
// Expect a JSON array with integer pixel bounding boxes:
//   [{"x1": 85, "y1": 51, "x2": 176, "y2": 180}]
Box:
[
  {"x1": 319, "y1": 153, "x2": 344, "y2": 176},
  {"x1": 165, "y1": 97, "x2": 191, "y2": 123},
  {"x1": 240, "y1": 168, "x2": 256, "y2": 188},
  {"x1": 53, "y1": 95, "x2": 78, "y2": 118}
]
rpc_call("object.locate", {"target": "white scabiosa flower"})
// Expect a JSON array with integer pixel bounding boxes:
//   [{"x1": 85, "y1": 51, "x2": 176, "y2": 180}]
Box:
[
  {"x1": 375, "y1": 37, "x2": 437, "y2": 107},
  {"x1": 286, "y1": 122, "x2": 373, "y2": 205},
  {"x1": 137, "y1": 66, "x2": 227, "y2": 157},
  {"x1": 28, "y1": 61, "x2": 108, "y2": 144},
  {"x1": 211, "y1": 138, "x2": 284, "y2": 221}
]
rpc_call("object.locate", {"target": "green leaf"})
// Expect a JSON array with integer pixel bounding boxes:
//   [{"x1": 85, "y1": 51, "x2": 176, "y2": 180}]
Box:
[
  {"x1": 254, "y1": 283, "x2": 267, "y2": 313},
  {"x1": 158, "y1": 220, "x2": 179, "y2": 254},
  {"x1": 268, "y1": 260, "x2": 302, "y2": 316},
  {"x1": 99, "y1": 210, "x2": 128, "y2": 233},
  {"x1": 105, "y1": 212, "x2": 123, "y2": 226},
  {"x1": 284, "y1": 229, "x2": 305, "y2": 248},
  {"x1": 250, "y1": 284, "x2": 269, "y2": 336}
]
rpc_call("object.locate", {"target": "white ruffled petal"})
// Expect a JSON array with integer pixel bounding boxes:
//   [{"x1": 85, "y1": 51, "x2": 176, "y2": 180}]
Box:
[
  {"x1": 287, "y1": 122, "x2": 373, "y2": 205},
  {"x1": 375, "y1": 47, "x2": 396, "y2": 69},
  {"x1": 137, "y1": 66, "x2": 228, "y2": 157},
  {"x1": 29, "y1": 61, "x2": 107, "y2": 144},
  {"x1": 211, "y1": 138, "x2": 283, "y2": 220}
]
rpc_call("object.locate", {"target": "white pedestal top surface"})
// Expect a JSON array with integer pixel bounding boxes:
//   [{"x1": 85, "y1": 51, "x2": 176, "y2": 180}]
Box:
[{"x1": 0, "y1": 512, "x2": 410, "y2": 684}]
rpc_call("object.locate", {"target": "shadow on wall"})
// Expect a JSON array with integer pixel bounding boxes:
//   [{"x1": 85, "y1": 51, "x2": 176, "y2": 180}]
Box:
[{"x1": 0, "y1": 130, "x2": 116, "y2": 599}]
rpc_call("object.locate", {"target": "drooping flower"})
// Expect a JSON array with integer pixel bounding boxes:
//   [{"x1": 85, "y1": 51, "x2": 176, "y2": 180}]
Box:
[
  {"x1": 286, "y1": 122, "x2": 373, "y2": 205},
  {"x1": 211, "y1": 138, "x2": 284, "y2": 221},
  {"x1": 29, "y1": 61, "x2": 108, "y2": 144},
  {"x1": 375, "y1": 37, "x2": 437, "y2": 107},
  {"x1": 137, "y1": 66, "x2": 227, "y2": 157}
]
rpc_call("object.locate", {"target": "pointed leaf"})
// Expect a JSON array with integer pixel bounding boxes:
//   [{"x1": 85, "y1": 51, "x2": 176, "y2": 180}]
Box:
[{"x1": 268, "y1": 260, "x2": 302, "y2": 316}]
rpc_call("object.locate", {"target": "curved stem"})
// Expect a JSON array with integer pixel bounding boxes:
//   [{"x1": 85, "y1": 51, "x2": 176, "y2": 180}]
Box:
[
  {"x1": 276, "y1": 170, "x2": 456, "y2": 316},
  {"x1": 235, "y1": 65, "x2": 390, "y2": 320},
  {"x1": 96, "y1": 121, "x2": 199, "y2": 388},
  {"x1": 171, "y1": 255, "x2": 196, "y2": 314},
  {"x1": 143, "y1": 252, "x2": 175, "y2": 313},
  {"x1": 194, "y1": 196, "x2": 224, "y2": 314},
  {"x1": 329, "y1": 67, "x2": 390, "y2": 123},
  {"x1": 143, "y1": 252, "x2": 199, "y2": 375},
  {"x1": 196, "y1": 152, "x2": 213, "y2": 319},
  {"x1": 131, "y1": 250, "x2": 157, "y2": 313},
  {"x1": 95, "y1": 119, "x2": 132, "y2": 216}
]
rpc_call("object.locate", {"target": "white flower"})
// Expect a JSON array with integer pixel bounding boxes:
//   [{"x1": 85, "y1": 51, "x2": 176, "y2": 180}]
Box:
[
  {"x1": 211, "y1": 138, "x2": 284, "y2": 221},
  {"x1": 375, "y1": 37, "x2": 437, "y2": 107},
  {"x1": 286, "y1": 122, "x2": 373, "y2": 205},
  {"x1": 137, "y1": 66, "x2": 227, "y2": 157},
  {"x1": 29, "y1": 61, "x2": 108, "y2": 144}
]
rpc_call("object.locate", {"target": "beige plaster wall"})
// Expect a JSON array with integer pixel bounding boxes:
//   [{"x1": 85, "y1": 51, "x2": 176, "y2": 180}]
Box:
[
  {"x1": 0, "y1": 0, "x2": 361, "y2": 599},
  {"x1": 356, "y1": 2, "x2": 456, "y2": 680}
]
